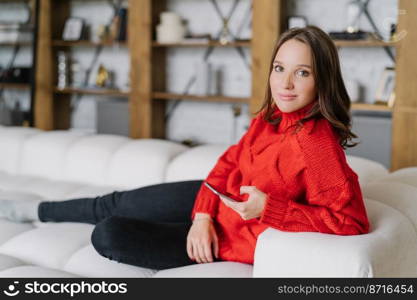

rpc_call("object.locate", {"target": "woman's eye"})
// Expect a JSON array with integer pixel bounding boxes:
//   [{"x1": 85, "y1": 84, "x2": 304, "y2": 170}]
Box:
[
  {"x1": 296, "y1": 70, "x2": 309, "y2": 77},
  {"x1": 274, "y1": 65, "x2": 284, "y2": 72}
]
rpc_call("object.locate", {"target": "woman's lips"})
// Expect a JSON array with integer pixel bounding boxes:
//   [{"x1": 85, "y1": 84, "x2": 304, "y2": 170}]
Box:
[{"x1": 278, "y1": 93, "x2": 297, "y2": 101}]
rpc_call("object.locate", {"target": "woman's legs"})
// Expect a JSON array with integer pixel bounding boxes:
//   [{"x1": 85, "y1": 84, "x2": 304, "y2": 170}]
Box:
[
  {"x1": 38, "y1": 180, "x2": 211, "y2": 269},
  {"x1": 39, "y1": 180, "x2": 203, "y2": 224},
  {"x1": 91, "y1": 216, "x2": 197, "y2": 269}
]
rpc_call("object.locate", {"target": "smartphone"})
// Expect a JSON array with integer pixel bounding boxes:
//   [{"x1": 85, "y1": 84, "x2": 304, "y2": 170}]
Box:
[{"x1": 204, "y1": 182, "x2": 239, "y2": 203}]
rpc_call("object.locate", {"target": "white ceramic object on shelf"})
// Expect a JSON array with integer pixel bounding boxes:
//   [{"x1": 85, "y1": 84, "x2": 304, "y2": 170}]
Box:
[{"x1": 156, "y1": 12, "x2": 186, "y2": 43}]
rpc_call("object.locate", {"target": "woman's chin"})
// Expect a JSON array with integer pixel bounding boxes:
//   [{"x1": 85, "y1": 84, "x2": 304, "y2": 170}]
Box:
[{"x1": 275, "y1": 100, "x2": 301, "y2": 113}]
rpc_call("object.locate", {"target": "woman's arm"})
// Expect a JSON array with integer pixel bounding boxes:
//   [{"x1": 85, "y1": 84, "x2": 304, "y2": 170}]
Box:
[{"x1": 260, "y1": 173, "x2": 370, "y2": 235}]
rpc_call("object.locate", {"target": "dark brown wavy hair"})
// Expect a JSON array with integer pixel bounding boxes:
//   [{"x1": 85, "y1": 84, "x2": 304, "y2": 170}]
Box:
[{"x1": 256, "y1": 26, "x2": 358, "y2": 149}]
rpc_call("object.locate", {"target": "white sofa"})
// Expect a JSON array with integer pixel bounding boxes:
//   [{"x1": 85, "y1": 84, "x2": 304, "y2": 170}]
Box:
[{"x1": 0, "y1": 125, "x2": 416, "y2": 278}]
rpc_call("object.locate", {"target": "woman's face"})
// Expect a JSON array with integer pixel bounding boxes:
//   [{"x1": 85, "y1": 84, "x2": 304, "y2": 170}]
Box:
[{"x1": 269, "y1": 39, "x2": 317, "y2": 113}]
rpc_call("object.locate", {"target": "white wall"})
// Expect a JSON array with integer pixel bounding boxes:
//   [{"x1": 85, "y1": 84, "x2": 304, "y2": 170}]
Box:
[{"x1": 0, "y1": 0, "x2": 398, "y2": 145}]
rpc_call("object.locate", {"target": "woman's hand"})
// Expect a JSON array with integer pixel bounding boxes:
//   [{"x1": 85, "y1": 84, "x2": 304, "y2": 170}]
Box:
[
  {"x1": 186, "y1": 213, "x2": 219, "y2": 264},
  {"x1": 220, "y1": 186, "x2": 267, "y2": 220}
]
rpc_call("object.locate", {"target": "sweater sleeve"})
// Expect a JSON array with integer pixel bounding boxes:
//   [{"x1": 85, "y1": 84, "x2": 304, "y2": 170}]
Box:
[
  {"x1": 259, "y1": 173, "x2": 370, "y2": 235},
  {"x1": 191, "y1": 116, "x2": 258, "y2": 220},
  {"x1": 259, "y1": 124, "x2": 370, "y2": 235}
]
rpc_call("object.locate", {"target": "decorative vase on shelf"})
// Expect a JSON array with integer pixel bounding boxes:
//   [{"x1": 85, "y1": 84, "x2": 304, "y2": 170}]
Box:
[{"x1": 156, "y1": 12, "x2": 186, "y2": 43}]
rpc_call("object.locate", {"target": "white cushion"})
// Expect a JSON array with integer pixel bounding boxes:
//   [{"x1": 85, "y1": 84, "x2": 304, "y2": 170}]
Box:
[
  {"x1": 0, "y1": 254, "x2": 26, "y2": 272},
  {"x1": 362, "y1": 181, "x2": 417, "y2": 231},
  {"x1": 153, "y1": 261, "x2": 253, "y2": 278},
  {"x1": 165, "y1": 144, "x2": 228, "y2": 182},
  {"x1": 63, "y1": 135, "x2": 129, "y2": 186},
  {"x1": 346, "y1": 156, "x2": 388, "y2": 185},
  {"x1": 253, "y1": 199, "x2": 417, "y2": 277},
  {"x1": 0, "y1": 223, "x2": 93, "y2": 270},
  {"x1": 375, "y1": 168, "x2": 417, "y2": 188},
  {"x1": 18, "y1": 130, "x2": 87, "y2": 180},
  {"x1": 0, "y1": 127, "x2": 41, "y2": 174},
  {"x1": 105, "y1": 139, "x2": 187, "y2": 189},
  {"x1": 63, "y1": 245, "x2": 157, "y2": 278},
  {"x1": 0, "y1": 266, "x2": 80, "y2": 277}
]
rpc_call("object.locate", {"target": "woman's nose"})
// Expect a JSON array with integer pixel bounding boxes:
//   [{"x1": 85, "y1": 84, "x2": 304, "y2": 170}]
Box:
[{"x1": 280, "y1": 73, "x2": 294, "y2": 89}]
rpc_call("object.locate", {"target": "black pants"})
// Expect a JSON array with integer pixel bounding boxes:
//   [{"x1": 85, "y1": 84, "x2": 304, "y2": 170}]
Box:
[{"x1": 38, "y1": 180, "x2": 213, "y2": 270}]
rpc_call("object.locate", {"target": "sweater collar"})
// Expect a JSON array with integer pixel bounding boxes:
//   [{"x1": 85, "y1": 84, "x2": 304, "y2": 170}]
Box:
[{"x1": 272, "y1": 101, "x2": 316, "y2": 131}]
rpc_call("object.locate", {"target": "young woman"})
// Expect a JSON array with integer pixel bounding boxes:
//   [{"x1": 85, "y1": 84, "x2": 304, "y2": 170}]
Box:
[{"x1": 0, "y1": 26, "x2": 370, "y2": 270}]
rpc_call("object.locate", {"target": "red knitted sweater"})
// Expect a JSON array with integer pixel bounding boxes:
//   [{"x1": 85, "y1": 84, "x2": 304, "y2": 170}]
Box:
[{"x1": 190, "y1": 101, "x2": 370, "y2": 264}]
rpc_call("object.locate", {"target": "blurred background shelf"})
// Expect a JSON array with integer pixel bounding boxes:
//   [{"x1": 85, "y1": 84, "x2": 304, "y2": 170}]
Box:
[
  {"x1": 0, "y1": 41, "x2": 33, "y2": 47},
  {"x1": 333, "y1": 39, "x2": 396, "y2": 47},
  {"x1": 152, "y1": 40, "x2": 251, "y2": 48},
  {"x1": 54, "y1": 87, "x2": 129, "y2": 97},
  {"x1": 152, "y1": 92, "x2": 249, "y2": 103},
  {"x1": 0, "y1": 83, "x2": 31, "y2": 90},
  {"x1": 351, "y1": 103, "x2": 392, "y2": 112},
  {"x1": 52, "y1": 40, "x2": 128, "y2": 47}
]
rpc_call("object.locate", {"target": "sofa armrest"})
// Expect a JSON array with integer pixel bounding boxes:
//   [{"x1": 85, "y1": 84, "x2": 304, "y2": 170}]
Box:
[{"x1": 253, "y1": 199, "x2": 417, "y2": 277}]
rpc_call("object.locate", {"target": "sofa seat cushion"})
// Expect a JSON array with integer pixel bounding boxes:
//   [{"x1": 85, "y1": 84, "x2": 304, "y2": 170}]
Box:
[
  {"x1": 0, "y1": 223, "x2": 94, "y2": 270},
  {"x1": 0, "y1": 265, "x2": 81, "y2": 277},
  {"x1": 153, "y1": 261, "x2": 253, "y2": 278},
  {"x1": 63, "y1": 245, "x2": 157, "y2": 278}
]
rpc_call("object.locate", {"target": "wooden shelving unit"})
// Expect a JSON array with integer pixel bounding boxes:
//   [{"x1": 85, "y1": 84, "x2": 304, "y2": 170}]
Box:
[
  {"x1": 35, "y1": 0, "x2": 137, "y2": 131},
  {"x1": 0, "y1": 0, "x2": 37, "y2": 127},
  {"x1": 132, "y1": 0, "x2": 283, "y2": 138},
  {"x1": 32, "y1": 0, "x2": 417, "y2": 170}
]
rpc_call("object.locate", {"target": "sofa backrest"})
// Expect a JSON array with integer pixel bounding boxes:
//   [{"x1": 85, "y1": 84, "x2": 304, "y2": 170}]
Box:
[
  {"x1": 0, "y1": 126, "x2": 389, "y2": 189},
  {"x1": 0, "y1": 127, "x2": 187, "y2": 189}
]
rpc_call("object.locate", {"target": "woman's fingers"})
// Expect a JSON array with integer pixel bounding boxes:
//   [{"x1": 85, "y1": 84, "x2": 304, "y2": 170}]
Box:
[
  {"x1": 203, "y1": 241, "x2": 213, "y2": 263},
  {"x1": 197, "y1": 243, "x2": 208, "y2": 263},
  {"x1": 213, "y1": 236, "x2": 219, "y2": 259},
  {"x1": 186, "y1": 239, "x2": 194, "y2": 261}
]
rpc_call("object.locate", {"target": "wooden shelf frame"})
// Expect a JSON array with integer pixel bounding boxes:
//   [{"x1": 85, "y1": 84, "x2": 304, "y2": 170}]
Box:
[
  {"x1": 54, "y1": 87, "x2": 130, "y2": 97},
  {"x1": 52, "y1": 40, "x2": 128, "y2": 47},
  {"x1": 0, "y1": 83, "x2": 31, "y2": 90},
  {"x1": 351, "y1": 103, "x2": 392, "y2": 112},
  {"x1": 390, "y1": 0, "x2": 417, "y2": 170},
  {"x1": 333, "y1": 39, "x2": 396, "y2": 48}
]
